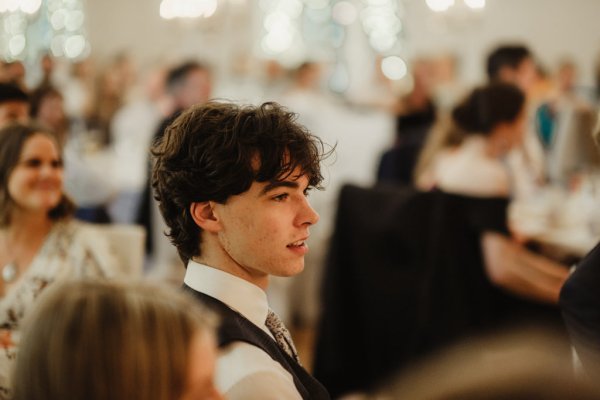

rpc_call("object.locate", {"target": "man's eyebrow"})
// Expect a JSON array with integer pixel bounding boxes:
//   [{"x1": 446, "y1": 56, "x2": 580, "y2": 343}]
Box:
[{"x1": 260, "y1": 181, "x2": 300, "y2": 195}]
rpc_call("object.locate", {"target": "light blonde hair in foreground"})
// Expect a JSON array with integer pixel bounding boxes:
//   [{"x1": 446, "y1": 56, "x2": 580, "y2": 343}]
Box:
[
  {"x1": 376, "y1": 329, "x2": 600, "y2": 400},
  {"x1": 12, "y1": 280, "x2": 218, "y2": 400}
]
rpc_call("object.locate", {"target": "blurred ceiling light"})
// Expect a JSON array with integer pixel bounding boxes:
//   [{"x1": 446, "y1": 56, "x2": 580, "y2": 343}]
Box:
[
  {"x1": 361, "y1": 0, "x2": 402, "y2": 53},
  {"x1": 159, "y1": 0, "x2": 218, "y2": 20},
  {"x1": 332, "y1": 1, "x2": 357, "y2": 26},
  {"x1": 262, "y1": 29, "x2": 294, "y2": 53},
  {"x1": 64, "y1": 10, "x2": 84, "y2": 31},
  {"x1": 0, "y1": 0, "x2": 41, "y2": 14},
  {"x1": 464, "y1": 0, "x2": 485, "y2": 9},
  {"x1": 8, "y1": 34, "x2": 25, "y2": 56},
  {"x1": 6, "y1": 12, "x2": 26, "y2": 33},
  {"x1": 50, "y1": 8, "x2": 66, "y2": 29},
  {"x1": 264, "y1": 11, "x2": 291, "y2": 31},
  {"x1": 0, "y1": 0, "x2": 19, "y2": 13},
  {"x1": 259, "y1": 0, "x2": 276, "y2": 11},
  {"x1": 365, "y1": 0, "x2": 388, "y2": 5},
  {"x1": 19, "y1": 0, "x2": 41, "y2": 14},
  {"x1": 305, "y1": 7, "x2": 330, "y2": 23},
  {"x1": 304, "y1": 0, "x2": 328, "y2": 10},
  {"x1": 50, "y1": 34, "x2": 65, "y2": 56},
  {"x1": 64, "y1": 34, "x2": 85, "y2": 58},
  {"x1": 369, "y1": 33, "x2": 395, "y2": 52},
  {"x1": 381, "y1": 55, "x2": 407, "y2": 80},
  {"x1": 425, "y1": 0, "x2": 454, "y2": 12},
  {"x1": 279, "y1": 0, "x2": 303, "y2": 17}
]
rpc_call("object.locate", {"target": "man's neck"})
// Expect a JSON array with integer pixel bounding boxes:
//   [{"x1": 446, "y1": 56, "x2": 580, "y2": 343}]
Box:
[{"x1": 192, "y1": 255, "x2": 270, "y2": 291}]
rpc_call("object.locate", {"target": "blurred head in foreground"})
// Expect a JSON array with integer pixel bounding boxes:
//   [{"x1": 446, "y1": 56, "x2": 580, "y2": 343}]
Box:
[
  {"x1": 377, "y1": 329, "x2": 600, "y2": 400},
  {"x1": 12, "y1": 280, "x2": 222, "y2": 400}
]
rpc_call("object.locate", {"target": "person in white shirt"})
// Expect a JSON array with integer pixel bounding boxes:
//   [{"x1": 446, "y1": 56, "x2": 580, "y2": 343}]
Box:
[
  {"x1": 415, "y1": 83, "x2": 568, "y2": 305},
  {"x1": 151, "y1": 101, "x2": 331, "y2": 400}
]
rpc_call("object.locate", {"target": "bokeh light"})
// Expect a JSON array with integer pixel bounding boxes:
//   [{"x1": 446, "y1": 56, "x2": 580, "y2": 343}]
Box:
[
  {"x1": 425, "y1": 0, "x2": 454, "y2": 12},
  {"x1": 464, "y1": 0, "x2": 485, "y2": 9},
  {"x1": 159, "y1": 0, "x2": 218, "y2": 20},
  {"x1": 381, "y1": 55, "x2": 407, "y2": 80},
  {"x1": 332, "y1": 1, "x2": 357, "y2": 26}
]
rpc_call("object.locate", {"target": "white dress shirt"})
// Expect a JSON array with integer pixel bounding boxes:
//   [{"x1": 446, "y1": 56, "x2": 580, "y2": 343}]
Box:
[
  {"x1": 434, "y1": 136, "x2": 511, "y2": 198},
  {"x1": 184, "y1": 261, "x2": 303, "y2": 400}
]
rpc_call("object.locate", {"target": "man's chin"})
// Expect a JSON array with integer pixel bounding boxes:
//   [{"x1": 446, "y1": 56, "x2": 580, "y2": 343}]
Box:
[{"x1": 276, "y1": 263, "x2": 305, "y2": 277}]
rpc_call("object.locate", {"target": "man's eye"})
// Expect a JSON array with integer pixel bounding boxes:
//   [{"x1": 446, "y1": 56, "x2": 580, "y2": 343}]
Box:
[
  {"x1": 51, "y1": 160, "x2": 63, "y2": 168},
  {"x1": 273, "y1": 193, "x2": 289, "y2": 202}
]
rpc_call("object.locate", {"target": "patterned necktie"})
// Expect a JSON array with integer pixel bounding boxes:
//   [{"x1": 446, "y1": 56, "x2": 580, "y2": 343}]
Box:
[{"x1": 265, "y1": 309, "x2": 300, "y2": 363}]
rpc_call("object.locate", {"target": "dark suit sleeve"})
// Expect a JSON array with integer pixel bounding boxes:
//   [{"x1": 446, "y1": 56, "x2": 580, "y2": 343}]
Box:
[{"x1": 560, "y1": 241, "x2": 600, "y2": 375}]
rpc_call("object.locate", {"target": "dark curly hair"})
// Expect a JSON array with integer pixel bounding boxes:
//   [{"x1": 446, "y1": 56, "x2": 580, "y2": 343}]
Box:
[{"x1": 151, "y1": 101, "x2": 329, "y2": 264}]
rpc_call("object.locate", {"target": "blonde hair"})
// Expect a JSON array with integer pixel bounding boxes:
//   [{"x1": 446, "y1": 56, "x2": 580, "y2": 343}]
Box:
[
  {"x1": 378, "y1": 329, "x2": 600, "y2": 400},
  {"x1": 413, "y1": 113, "x2": 464, "y2": 187},
  {"x1": 12, "y1": 280, "x2": 218, "y2": 400}
]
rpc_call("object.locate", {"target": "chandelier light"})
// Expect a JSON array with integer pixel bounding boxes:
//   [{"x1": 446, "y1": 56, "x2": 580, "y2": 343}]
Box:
[
  {"x1": 0, "y1": 0, "x2": 42, "y2": 15},
  {"x1": 426, "y1": 0, "x2": 486, "y2": 12},
  {"x1": 159, "y1": 0, "x2": 218, "y2": 20}
]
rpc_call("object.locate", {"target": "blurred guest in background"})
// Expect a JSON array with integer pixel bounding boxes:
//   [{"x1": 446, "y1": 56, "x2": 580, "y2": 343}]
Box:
[
  {"x1": 0, "y1": 62, "x2": 25, "y2": 89},
  {"x1": 0, "y1": 123, "x2": 120, "y2": 394},
  {"x1": 86, "y1": 53, "x2": 137, "y2": 147},
  {"x1": 377, "y1": 58, "x2": 437, "y2": 186},
  {"x1": 12, "y1": 280, "x2": 222, "y2": 400},
  {"x1": 535, "y1": 59, "x2": 599, "y2": 184},
  {"x1": 487, "y1": 44, "x2": 546, "y2": 199},
  {"x1": 61, "y1": 58, "x2": 95, "y2": 132},
  {"x1": 108, "y1": 65, "x2": 170, "y2": 224},
  {"x1": 430, "y1": 53, "x2": 466, "y2": 112},
  {"x1": 0, "y1": 83, "x2": 29, "y2": 128},
  {"x1": 27, "y1": 52, "x2": 57, "y2": 90},
  {"x1": 29, "y1": 85, "x2": 67, "y2": 146},
  {"x1": 137, "y1": 60, "x2": 212, "y2": 280},
  {"x1": 487, "y1": 45, "x2": 537, "y2": 92},
  {"x1": 416, "y1": 83, "x2": 568, "y2": 303}
]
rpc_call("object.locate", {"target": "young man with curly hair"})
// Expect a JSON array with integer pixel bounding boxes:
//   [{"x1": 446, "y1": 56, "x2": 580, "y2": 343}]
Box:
[{"x1": 151, "y1": 101, "x2": 331, "y2": 399}]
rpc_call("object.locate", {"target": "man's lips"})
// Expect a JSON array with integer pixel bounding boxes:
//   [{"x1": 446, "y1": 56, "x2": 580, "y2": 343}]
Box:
[{"x1": 287, "y1": 236, "x2": 309, "y2": 247}]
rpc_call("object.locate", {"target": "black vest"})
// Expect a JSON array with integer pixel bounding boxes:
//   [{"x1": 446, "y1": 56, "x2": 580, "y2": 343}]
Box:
[{"x1": 183, "y1": 285, "x2": 331, "y2": 400}]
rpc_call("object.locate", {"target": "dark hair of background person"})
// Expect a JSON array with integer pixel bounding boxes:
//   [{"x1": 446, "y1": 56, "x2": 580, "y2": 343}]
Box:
[
  {"x1": 0, "y1": 83, "x2": 28, "y2": 104},
  {"x1": 413, "y1": 82, "x2": 526, "y2": 183},
  {"x1": 486, "y1": 45, "x2": 532, "y2": 81},
  {"x1": 12, "y1": 280, "x2": 218, "y2": 400},
  {"x1": 452, "y1": 82, "x2": 525, "y2": 136},
  {"x1": 151, "y1": 101, "x2": 329, "y2": 264},
  {"x1": 28, "y1": 85, "x2": 62, "y2": 119},
  {"x1": 0, "y1": 123, "x2": 75, "y2": 226},
  {"x1": 166, "y1": 61, "x2": 210, "y2": 93}
]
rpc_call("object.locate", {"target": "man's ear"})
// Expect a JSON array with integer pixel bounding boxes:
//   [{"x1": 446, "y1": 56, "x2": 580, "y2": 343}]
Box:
[{"x1": 190, "y1": 201, "x2": 221, "y2": 232}]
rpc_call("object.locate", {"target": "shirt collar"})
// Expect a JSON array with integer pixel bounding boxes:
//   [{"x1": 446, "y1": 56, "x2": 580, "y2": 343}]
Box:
[{"x1": 184, "y1": 260, "x2": 270, "y2": 330}]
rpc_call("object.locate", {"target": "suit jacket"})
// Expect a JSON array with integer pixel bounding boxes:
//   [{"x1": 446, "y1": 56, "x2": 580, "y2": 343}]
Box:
[
  {"x1": 183, "y1": 285, "x2": 330, "y2": 400},
  {"x1": 560, "y1": 241, "x2": 600, "y2": 378}
]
